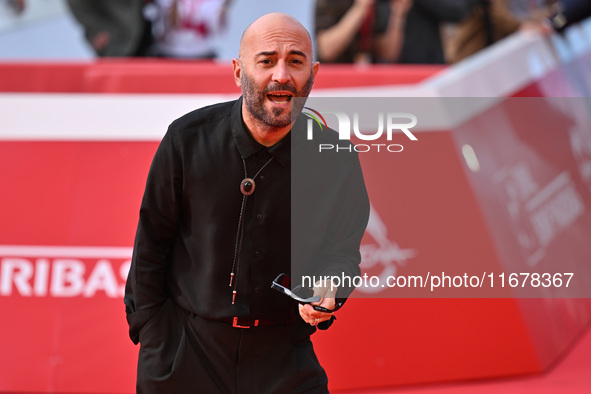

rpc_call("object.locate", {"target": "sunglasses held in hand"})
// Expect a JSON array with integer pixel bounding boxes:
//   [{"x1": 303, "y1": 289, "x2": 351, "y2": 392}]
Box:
[{"x1": 270, "y1": 273, "x2": 343, "y2": 313}]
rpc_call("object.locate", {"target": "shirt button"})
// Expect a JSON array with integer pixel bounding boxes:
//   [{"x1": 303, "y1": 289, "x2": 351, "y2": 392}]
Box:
[
  {"x1": 254, "y1": 250, "x2": 262, "y2": 257},
  {"x1": 256, "y1": 213, "x2": 263, "y2": 220},
  {"x1": 253, "y1": 286, "x2": 261, "y2": 294},
  {"x1": 259, "y1": 175, "x2": 266, "y2": 181}
]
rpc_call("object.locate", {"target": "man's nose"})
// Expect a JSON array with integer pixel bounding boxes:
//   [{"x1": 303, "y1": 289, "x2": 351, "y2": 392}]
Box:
[{"x1": 272, "y1": 61, "x2": 291, "y2": 84}]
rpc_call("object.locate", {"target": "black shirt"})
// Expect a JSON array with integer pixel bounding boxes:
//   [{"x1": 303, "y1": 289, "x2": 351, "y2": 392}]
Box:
[{"x1": 124, "y1": 98, "x2": 369, "y2": 344}]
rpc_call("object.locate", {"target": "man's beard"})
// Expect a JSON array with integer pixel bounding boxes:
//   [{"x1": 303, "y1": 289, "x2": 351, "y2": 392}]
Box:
[{"x1": 241, "y1": 69, "x2": 314, "y2": 129}]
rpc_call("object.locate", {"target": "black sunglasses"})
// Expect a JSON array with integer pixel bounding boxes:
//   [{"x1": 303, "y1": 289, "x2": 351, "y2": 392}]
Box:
[{"x1": 271, "y1": 273, "x2": 343, "y2": 313}]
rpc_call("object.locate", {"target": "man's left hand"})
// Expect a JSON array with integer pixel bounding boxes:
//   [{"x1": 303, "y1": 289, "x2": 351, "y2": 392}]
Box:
[{"x1": 298, "y1": 280, "x2": 337, "y2": 326}]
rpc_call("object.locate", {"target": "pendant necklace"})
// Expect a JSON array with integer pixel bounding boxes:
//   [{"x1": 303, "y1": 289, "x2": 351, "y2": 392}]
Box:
[{"x1": 229, "y1": 155, "x2": 274, "y2": 304}]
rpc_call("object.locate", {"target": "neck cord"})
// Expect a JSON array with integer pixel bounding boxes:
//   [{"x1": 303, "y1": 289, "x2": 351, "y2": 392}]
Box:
[{"x1": 229, "y1": 155, "x2": 274, "y2": 304}]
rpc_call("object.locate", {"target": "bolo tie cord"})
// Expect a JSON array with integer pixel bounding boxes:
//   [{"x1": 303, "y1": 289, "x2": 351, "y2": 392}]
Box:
[{"x1": 229, "y1": 156, "x2": 274, "y2": 304}]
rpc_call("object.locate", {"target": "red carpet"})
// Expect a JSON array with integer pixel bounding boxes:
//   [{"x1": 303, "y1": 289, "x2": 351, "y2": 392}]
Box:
[{"x1": 334, "y1": 325, "x2": 591, "y2": 393}]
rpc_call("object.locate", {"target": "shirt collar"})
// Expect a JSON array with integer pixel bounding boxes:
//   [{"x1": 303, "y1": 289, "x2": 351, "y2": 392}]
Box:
[{"x1": 231, "y1": 96, "x2": 291, "y2": 167}]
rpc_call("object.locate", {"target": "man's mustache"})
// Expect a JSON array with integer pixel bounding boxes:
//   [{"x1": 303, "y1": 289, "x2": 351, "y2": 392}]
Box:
[{"x1": 264, "y1": 83, "x2": 297, "y2": 95}]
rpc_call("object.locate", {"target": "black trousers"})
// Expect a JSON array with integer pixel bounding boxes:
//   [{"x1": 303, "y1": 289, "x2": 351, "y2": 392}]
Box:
[{"x1": 135, "y1": 299, "x2": 329, "y2": 394}]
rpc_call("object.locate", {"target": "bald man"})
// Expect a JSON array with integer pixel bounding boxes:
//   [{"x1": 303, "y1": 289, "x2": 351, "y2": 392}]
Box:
[{"x1": 124, "y1": 13, "x2": 369, "y2": 393}]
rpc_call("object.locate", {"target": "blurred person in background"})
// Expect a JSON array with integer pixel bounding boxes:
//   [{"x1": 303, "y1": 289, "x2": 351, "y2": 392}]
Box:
[
  {"x1": 66, "y1": 0, "x2": 152, "y2": 57},
  {"x1": 447, "y1": 0, "x2": 555, "y2": 63},
  {"x1": 399, "y1": 0, "x2": 478, "y2": 63},
  {"x1": 144, "y1": 0, "x2": 232, "y2": 59},
  {"x1": 315, "y1": 0, "x2": 413, "y2": 64},
  {"x1": 547, "y1": 0, "x2": 591, "y2": 32},
  {"x1": 5, "y1": 0, "x2": 25, "y2": 14}
]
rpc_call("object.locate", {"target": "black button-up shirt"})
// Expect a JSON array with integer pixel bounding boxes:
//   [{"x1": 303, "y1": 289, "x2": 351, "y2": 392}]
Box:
[{"x1": 125, "y1": 97, "x2": 369, "y2": 344}]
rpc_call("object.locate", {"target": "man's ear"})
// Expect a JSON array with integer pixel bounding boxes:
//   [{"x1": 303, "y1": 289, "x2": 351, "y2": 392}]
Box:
[
  {"x1": 312, "y1": 61, "x2": 320, "y2": 80},
  {"x1": 232, "y1": 58, "x2": 242, "y2": 88}
]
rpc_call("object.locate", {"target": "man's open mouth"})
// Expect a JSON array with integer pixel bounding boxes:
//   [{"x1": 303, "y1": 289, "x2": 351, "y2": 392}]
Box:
[{"x1": 266, "y1": 93, "x2": 293, "y2": 103}]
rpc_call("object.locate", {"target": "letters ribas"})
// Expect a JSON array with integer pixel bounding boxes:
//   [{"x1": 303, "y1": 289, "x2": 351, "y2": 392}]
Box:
[{"x1": 1, "y1": 257, "x2": 130, "y2": 298}]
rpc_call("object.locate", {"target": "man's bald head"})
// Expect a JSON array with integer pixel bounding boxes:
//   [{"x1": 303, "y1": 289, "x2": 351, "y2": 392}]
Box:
[{"x1": 239, "y1": 12, "x2": 313, "y2": 59}]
